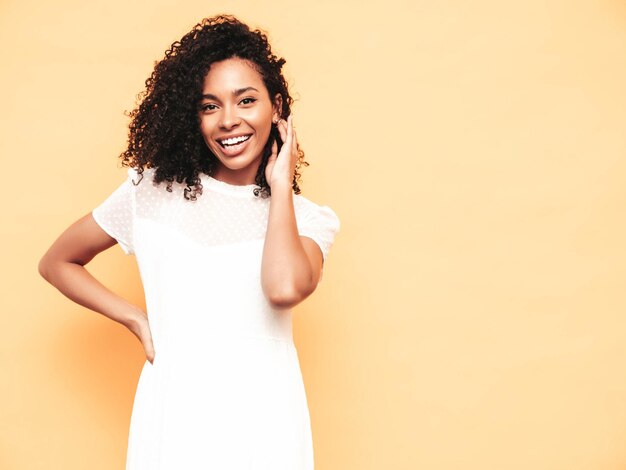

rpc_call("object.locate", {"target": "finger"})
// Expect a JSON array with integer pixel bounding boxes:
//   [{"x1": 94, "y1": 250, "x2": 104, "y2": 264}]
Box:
[
  {"x1": 290, "y1": 116, "x2": 296, "y2": 142},
  {"x1": 146, "y1": 339, "x2": 155, "y2": 364},
  {"x1": 292, "y1": 128, "x2": 298, "y2": 159},
  {"x1": 286, "y1": 115, "x2": 293, "y2": 145},
  {"x1": 277, "y1": 119, "x2": 287, "y2": 142}
]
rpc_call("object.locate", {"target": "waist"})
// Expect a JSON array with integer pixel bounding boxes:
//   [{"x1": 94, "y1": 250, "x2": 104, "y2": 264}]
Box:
[{"x1": 148, "y1": 308, "x2": 293, "y2": 351}]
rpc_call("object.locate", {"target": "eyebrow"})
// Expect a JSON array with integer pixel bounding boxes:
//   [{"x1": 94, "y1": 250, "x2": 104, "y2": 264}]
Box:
[{"x1": 201, "y1": 87, "x2": 260, "y2": 101}]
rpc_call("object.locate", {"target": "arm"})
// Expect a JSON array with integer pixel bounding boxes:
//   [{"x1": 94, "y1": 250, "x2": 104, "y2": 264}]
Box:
[
  {"x1": 261, "y1": 114, "x2": 323, "y2": 309},
  {"x1": 37, "y1": 212, "x2": 155, "y2": 363},
  {"x1": 261, "y1": 184, "x2": 324, "y2": 309}
]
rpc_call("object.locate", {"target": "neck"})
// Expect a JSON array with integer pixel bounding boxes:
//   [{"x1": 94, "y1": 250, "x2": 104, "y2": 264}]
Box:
[{"x1": 212, "y1": 163, "x2": 260, "y2": 186}]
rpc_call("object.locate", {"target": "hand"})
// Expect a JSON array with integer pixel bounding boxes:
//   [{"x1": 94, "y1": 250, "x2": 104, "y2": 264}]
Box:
[
  {"x1": 124, "y1": 308, "x2": 155, "y2": 365},
  {"x1": 265, "y1": 114, "x2": 298, "y2": 190}
]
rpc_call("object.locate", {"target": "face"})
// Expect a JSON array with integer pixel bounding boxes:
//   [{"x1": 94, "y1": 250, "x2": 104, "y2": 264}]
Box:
[{"x1": 198, "y1": 57, "x2": 281, "y2": 184}]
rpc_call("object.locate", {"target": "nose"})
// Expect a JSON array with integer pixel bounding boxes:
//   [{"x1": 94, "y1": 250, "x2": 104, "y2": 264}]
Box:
[{"x1": 219, "y1": 105, "x2": 241, "y2": 130}]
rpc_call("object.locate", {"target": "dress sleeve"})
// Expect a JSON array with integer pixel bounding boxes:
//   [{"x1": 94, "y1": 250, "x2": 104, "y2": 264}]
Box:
[
  {"x1": 91, "y1": 168, "x2": 137, "y2": 256},
  {"x1": 297, "y1": 201, "x2": 341, "y2": 265}
]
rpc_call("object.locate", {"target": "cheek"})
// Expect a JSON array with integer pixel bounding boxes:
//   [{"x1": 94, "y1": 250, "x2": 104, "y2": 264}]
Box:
[
  {"x1": 255, "y1": 124, "x2": 272, "y2": 148},
  {"x1": 199, "y1": 119, "x2": 215, "y2": 142},
  {"x1": 252, "y1": 114, "x2": 272, "y2": 136},
  {"x1": 199, "y1": 118, "x2": 209, "y2": 134}
]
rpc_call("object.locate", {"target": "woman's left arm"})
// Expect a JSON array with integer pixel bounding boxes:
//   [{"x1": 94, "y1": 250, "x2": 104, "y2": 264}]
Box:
[{"x1": 261, "y1": 115, "x2": 323, "y2": 309}]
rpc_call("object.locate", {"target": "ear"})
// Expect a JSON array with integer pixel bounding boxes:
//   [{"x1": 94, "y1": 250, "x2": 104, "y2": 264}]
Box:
[{"x1": 272, "y1": 93, "x2": 283, "y2": 121}]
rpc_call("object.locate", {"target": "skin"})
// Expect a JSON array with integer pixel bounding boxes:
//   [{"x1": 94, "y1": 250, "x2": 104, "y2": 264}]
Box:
[
  {"x1": 198, "y1": 57, "x2": 277, "y2": 186},
  {"x1": 38, "y1": 57, "x2": 323, "y2": 365}
]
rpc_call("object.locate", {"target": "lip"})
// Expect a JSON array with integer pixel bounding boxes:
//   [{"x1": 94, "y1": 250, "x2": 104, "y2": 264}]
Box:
[{"x1": 216, "y1": 134, "x2": 253, "y2": 157}]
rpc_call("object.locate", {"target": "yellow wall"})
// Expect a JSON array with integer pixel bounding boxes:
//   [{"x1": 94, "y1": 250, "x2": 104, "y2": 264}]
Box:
[{"x1": 4, "y1": 0, "x2": 626, "y2": 468}]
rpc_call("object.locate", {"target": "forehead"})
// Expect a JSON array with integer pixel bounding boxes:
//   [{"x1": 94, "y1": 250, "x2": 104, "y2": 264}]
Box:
[{"x1": 201, "y1": 57, "x2": 266, "y2": 92}]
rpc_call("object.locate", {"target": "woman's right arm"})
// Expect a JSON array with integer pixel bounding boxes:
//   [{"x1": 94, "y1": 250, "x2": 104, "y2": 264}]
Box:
[{"x1": 37, "y1": 212, "x2": 155, "y2": 363}]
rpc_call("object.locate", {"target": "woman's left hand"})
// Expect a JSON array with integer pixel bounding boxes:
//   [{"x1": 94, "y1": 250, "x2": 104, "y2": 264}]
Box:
[{"x1": 265, "y1": 114, "x2": 298, "y2": 190}]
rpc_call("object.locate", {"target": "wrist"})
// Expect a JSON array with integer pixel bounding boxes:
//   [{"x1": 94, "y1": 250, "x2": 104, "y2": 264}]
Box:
[
  {"x1": 120, "y1": 304, "x2": 146, "y2": 328},
  {"x1": 269, "y1": 180, "x2": 293, "y2": 195}
]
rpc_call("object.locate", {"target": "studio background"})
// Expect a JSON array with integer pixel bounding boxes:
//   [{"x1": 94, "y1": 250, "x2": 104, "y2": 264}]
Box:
[{"x1": 2, "y1": 0, "x2": 626, "y2": 468}]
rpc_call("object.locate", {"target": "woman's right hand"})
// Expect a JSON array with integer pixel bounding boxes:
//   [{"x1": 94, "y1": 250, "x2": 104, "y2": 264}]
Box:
[
  {"x1": 38, "y1": 212, "x2": 157, "y2": 364},
  {"x1": 124, "y1": 308, "x2": 155, "y2": 364}
]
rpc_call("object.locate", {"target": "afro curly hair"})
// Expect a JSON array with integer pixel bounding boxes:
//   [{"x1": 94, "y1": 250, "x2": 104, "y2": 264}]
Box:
[{"x1": 119, "y1": 14, "x2": 308, "y2": 200}]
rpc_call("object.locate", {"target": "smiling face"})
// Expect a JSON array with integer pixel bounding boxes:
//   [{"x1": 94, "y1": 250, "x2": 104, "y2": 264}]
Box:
[{"x1": 198, "y1": 57, "x2": 282, "y2": 185}]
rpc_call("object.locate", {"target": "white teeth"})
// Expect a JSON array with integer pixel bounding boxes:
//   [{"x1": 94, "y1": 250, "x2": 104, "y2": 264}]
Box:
[{"x1": 220, "y1": 135, "x2": 251, "y2": 146}]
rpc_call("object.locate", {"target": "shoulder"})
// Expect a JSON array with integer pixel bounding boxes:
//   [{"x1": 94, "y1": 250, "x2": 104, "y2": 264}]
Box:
[
  {"x1": 293, "y1": 193, "x2": 341, "y2": 231},
  {"x1": 292, "y1": 192, "x2": 335, "y2": 211},
  {"x1": 292, "y1": 193, "x2": 341, "y2": 263},
  {"x1": 293, "y1": 192, "x2": 331, "y2": 213},
  {"x1": 125, "y1": 167, "x2": 172, "y2": 195},
  {"x1": 126, "y1": 166, "x2": 155, "y2": 184}
]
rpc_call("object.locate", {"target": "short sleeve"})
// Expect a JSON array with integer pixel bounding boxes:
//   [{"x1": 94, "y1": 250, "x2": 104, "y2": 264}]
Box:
[
  {"x1": 91, "y1": 168, "x2": 137, "y2": 256},
  {"x1": 297, "y1": 201, "x2": 341, "y2": 265}
]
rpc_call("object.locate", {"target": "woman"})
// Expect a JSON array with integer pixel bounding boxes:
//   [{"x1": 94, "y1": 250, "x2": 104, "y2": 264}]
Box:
[{"x1": 38, "y1": 14, "x2": 340, "y2": 469}]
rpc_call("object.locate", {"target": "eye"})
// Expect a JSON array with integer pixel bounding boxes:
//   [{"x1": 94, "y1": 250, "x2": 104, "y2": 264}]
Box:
[
  {"x1": 201, "y1": 103, "x2": 217, "y2": 112},
  {"x1": 240, "y1": 97, "x2": 256, "y2": 105}
]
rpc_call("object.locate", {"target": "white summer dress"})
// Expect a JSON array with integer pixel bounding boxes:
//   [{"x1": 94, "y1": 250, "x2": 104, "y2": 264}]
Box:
[{"x1": 91, "y1": 167, "x2": 340, "y2": 469}]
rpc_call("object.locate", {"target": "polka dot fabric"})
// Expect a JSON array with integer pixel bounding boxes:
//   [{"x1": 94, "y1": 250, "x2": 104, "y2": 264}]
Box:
[
  {"x1": 90, "y1": 166, "x2": 340, "y2": 469},
  {"x1": 92, "y1": 167, "x2": 340, "y2": 262},
  {"x1": 91, "y1": 170, "x2": 136, "y2": 255}
]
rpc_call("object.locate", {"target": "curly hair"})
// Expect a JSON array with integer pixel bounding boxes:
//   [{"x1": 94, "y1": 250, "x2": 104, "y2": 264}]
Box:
[{"x1": 119, "y1": 14, "x2": 308, "y2": 200}]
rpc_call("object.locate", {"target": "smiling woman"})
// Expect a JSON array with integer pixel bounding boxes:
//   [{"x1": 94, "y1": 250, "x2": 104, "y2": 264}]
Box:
[
  {"x1": 116, "y1": 14, "x2": 309, "y2": 201},
  {"x1": 197, "y1": 58, "x2": 282, "y2": 185},
  {"x1": 38, "y1": 13, "x2": 340, "y2": 470}
]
